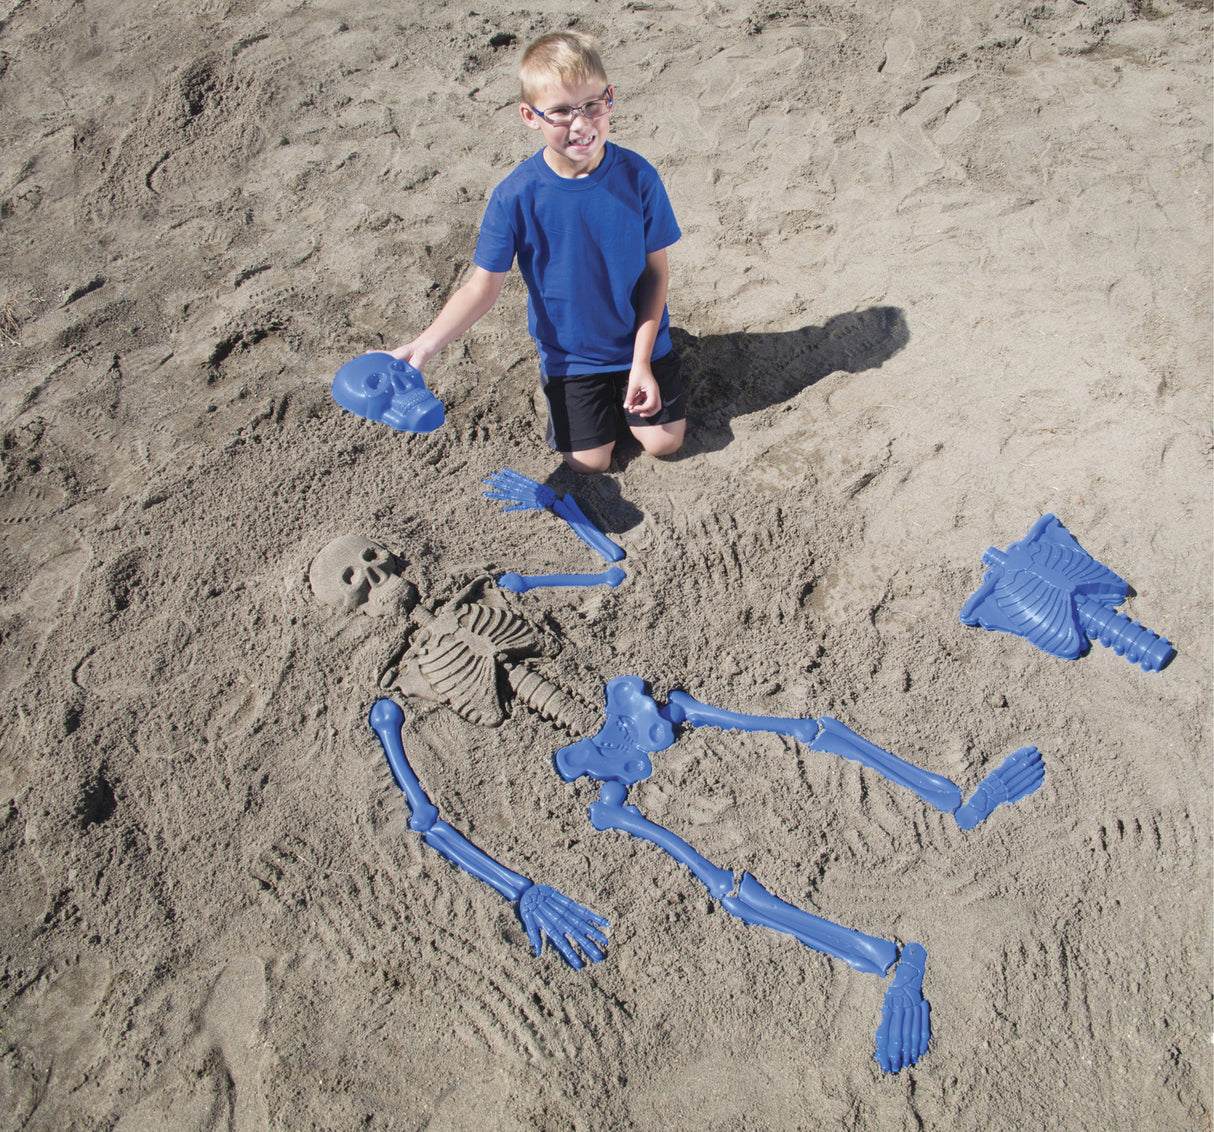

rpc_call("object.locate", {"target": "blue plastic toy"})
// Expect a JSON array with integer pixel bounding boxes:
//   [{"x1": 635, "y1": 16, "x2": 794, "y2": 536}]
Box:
[
  {"x1": 497, "y1": 566, "x2": 627, "y2": 594},
  {"x1": 483, "y1": 468, "x2": 625, "y2": 563},
  {"x1": 368, "y1": 698, "x2": 608, "y2": 968},
  {"x1": 554, "y1": 676, "x2": 1047, "y2": 1072},
  {"x1": 960, "y1": 513, "x2": 1173, "y2": 671},
  {"x1": 331, "y1": 352, "x2": 445, "y2": 433}
]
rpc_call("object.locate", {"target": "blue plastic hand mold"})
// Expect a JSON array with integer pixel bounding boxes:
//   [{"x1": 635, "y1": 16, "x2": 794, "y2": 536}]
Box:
[
  {"x1": 875, "y1": 943, "x2": 931, "y2": 1073},
  {"x1": 960, "y1": 514, "x2": 1173, "y2": 671},
  {"x1": 483, "y1": 468, "x2": 625, "y2": 563},
  {"x1": 497, "y1": 567, "x2": 626, "y2": 594},
  {"x1": 332, "y1": 353, "x2": 445, "y2": 433},
  {"x1": 368, "y1": 698, "x2": 608, "y2": 968}
]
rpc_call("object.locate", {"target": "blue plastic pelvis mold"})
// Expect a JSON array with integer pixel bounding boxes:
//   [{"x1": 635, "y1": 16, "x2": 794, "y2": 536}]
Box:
[
  {"x1": 332, "y1": 352, "x2": 445, "y2": 433},
  {"x1": 960, "y1": 513, "x2": 1173, "y2": 672}
]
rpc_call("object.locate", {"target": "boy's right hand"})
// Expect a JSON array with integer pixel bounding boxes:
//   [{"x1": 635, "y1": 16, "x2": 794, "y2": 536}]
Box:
[{"x1": 369, "y1": 341, "x2": 429, "y2": 370}]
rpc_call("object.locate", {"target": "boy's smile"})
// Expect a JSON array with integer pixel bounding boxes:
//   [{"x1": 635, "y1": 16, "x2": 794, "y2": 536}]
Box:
[{"x1": 521, "y1": 78, "x2": 613, "y2": 179}]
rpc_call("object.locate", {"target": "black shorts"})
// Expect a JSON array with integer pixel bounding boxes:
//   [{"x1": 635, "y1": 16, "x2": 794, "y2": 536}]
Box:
[{"x1": 542, "y1": 351, "x2": 686, "y2": 453}]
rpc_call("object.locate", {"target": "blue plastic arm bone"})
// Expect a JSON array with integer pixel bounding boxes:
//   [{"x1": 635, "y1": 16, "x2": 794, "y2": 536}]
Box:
[
  {"x1": 664, "y1": 693, "x2": 963, "y2": 815},
  {"x1": 482, "y1": 469, "x2": 625, "y2": 563},
  {"x1": 368, "y1": 699, "x2": 608, "y2": 967},
  {"x1": 552, "y1": 495, "x2": 625, "y2": 563},
  {"x1": 960, "y1": 513, "x2": 1173, "y2": 671},
  {"x1": 331, "y1": 353, "x2": 445, "y2": 433},
  {"x1": 954, "y1": 746, "x2": 1044, "y2": 831},
  {"x1": 497, "y1": 566, "x2": 626, "y2": 594},
  {"x1": 875, "y1": 943, "x2": 931, "y2": 1072}
]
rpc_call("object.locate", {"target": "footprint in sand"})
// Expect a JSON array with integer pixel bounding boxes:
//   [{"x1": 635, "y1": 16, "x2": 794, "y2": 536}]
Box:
[{"x1": 880, "y1": 7, "x2": 921, "y2": 76}]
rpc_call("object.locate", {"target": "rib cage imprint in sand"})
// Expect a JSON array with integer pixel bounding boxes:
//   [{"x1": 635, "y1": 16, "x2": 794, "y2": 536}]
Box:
[{"x1": 411, "y1": 600, "x2": 542, "y2": 727}]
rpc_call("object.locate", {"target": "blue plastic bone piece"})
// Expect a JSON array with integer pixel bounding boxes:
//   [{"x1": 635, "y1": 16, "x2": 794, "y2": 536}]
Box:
[
  {"x1": 331, "y1": 352, "x2": 445, "y2": 433},
  {"x1": 497, "y1": 566, "x2": 626, "y2": 594},
  {"x1": 960, "y1": 513, "x2": 1173, "y2": 671},
  {"x1": 720, "y1": 872, "x2": 898, "y2": 976},
  {"x1": 663, "y1": 692, "x2": 963, "y2": 815},
  {"x1": 368, "y1": 698, "x2": 608, "y2": 968},
  {"x1": 953, "y1": 746, "x2": 1044, "y2": 831},
  {"x1": 555, "y1": 675, "x2": 676, "y2": 786},
  {"x1": 875, "y1": 943, "x2": 931, "y2": 1073},
  {"x1": 482, "y1": 467, "x2": 557, "y2": 512},
  {"x1": 483, "y1": 468, "x2": 625, "y2": 563}
]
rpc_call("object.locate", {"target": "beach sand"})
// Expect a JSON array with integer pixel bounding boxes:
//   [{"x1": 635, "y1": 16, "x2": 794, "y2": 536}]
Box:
[{"x1": 1, "y1": 1, "x2": 1211, "y2": 1128}]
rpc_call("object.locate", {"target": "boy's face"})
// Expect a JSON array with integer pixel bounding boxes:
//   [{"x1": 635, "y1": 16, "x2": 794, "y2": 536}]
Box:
[{"x1": 520, "y1": 76, "x2": 612, "y2": 178}]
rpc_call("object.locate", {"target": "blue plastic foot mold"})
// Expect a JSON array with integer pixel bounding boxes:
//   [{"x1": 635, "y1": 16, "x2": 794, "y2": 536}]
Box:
[
  {"x1": 960, "y1": 513, "x2": 1173, "y2": 671},
  {"x1": 484, "y1": 468, "x2": 625, "y2": 563},
  {"x1": 331, "y1": 353, "x2": 445, "y2": 433},
  {"x1": 368, "y1": 698, "x2": 608, "y2": 968},
  {"x1": 497, "y1": 566, "x2": 626, "y2": 594},
  {"x1": 875, "y1": 943, "x2": 931, "y2": 1073},
  {"x1": 954, "y1": 746, "x2": 1045, "y2": 831}
]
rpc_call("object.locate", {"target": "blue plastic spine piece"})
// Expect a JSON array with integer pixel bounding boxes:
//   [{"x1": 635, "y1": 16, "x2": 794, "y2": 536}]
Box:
[
  {"x1": 809, "y1": 718, "x2": 963, "y2": 814},
  {"x1": 722, "y1": 873, "x2": 898, "y2": 976},
  {"x1": 1075, "y1": 594, "x2": 1174, "y2": 672}
]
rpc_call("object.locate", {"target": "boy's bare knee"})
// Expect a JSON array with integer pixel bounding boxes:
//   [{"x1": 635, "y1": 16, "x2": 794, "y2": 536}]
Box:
[
  {"x1": 563, "y1": 444, "x2": 614, "y2": 474},
  {"x1": 635, "y1": 420, "x2": 685, "y2": 458}
]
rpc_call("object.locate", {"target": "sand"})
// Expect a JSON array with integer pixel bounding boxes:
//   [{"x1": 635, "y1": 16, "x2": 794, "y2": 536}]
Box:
[{"x1": 1, "y1": 1, "x2": 1211, "y2": 1128}]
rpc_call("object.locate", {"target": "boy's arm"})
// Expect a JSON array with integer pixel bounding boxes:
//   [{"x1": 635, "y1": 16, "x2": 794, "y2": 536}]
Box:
[
  {"x1": 623, "y1": 249, "x2": 670, "y2": 417},
  {"x1": 386, "y1": 266, "x2": 507, "y2": 370}
]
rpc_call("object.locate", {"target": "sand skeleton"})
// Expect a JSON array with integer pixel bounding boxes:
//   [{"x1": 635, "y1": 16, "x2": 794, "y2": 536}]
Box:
[{"x1": 310, "y1": 507, "x2": 1045, "y2": 1074}]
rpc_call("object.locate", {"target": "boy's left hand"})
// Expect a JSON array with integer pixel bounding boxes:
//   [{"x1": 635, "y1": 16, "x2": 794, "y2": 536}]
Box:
[{"x1": 623, "y1": 365, "x2": 661, "y2": 417}]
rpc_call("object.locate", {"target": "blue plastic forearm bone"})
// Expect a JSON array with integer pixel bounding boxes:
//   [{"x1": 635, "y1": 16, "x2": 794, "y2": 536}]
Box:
[
  {"x1": 960, "y1": 513, "x2": 1174, "y2": 671},
  {"x1": 368, "y1": 698, "x2": 609, "y2": 967},
  {"x1": 497, "y1": 566, "x2": 626, "y2": 594},
  {"x1": 483, "y1": 468, "x2": 625, "y2": 563}
]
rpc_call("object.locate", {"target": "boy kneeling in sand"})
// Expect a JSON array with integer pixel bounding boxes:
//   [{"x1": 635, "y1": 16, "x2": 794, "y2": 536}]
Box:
[{"x1": 381, "y1": 31, "x2": 685, "y2": 474}]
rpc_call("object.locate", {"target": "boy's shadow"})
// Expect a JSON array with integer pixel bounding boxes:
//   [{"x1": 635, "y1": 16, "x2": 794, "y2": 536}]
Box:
[
  {"x1": 551, "y1": 306, "x2": 909, "y2": 528},
  {"x1": 671, "y1": 304, "x2": 909, "y2": 456}
]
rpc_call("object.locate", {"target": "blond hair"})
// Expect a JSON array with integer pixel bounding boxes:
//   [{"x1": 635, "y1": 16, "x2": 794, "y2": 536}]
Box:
[{"x1": 519, "y1": 32, "x2": 608, "y2": 103}]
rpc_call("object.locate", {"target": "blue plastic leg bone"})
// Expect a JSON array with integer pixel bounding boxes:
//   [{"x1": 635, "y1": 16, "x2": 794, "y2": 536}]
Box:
[
  {"x1": 483, "y1": 468, "x2": 625, "y2": 563},
  {"x1": 497, "y1": 566, "x2": 626, "y2": 594},
  {"x1": 664, "y1": 691, "x2": 1042, "y2": 829},
  {"x1": 369, "y1": 698, "x2": 608, "y2": 968},
  {"x1": 959, "y1": 513, "x2": 1174, "y2": 671},
  {"x1": 875, "y1": 942, "x2": 931, "y2": 1073},
  {"x1": 331, "y1": 353, "x2": 445, "y2": 433}
]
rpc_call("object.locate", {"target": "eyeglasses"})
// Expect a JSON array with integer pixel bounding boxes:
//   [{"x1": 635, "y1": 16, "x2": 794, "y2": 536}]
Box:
[{"x1": 527, "y1": 87, "x2": 613, "y2": 127}]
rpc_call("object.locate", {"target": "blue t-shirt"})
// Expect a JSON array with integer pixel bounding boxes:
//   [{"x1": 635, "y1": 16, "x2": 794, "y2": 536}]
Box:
[{"x1": 473, "y1": 142, "x2": 681, "y2": 378}]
